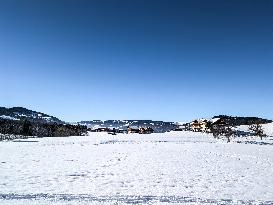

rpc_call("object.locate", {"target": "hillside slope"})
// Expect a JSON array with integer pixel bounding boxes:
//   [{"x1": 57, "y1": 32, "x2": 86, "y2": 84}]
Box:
[{"x1": 0, "y1": 107, "x2": 63, "y2": 124}]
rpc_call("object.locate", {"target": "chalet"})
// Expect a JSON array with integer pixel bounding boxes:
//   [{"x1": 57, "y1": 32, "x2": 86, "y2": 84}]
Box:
[
  {"x1": 127, "y1": 126, "x2": 140, "y2": 134},
  {"x1": 191, "y1": 119, "x2": 208, "y2": 132},
  {"x1": 107, "y1": 127, "x2": 118, "y2": 135},
  {"x1": 191, "y1": 120, "x2": 202, "y2": 132},
  {"x1": 117, "y1": 128, "x2": 127, "y2": 134},
  {"x1": 139, "y1": 127, "x2": 154, "y2": 134},
  {"x1": 139, "y1": 127, "x2": 145, "y2": 134},
  {"x1": 200, "y1": 119, "x2": 208, "y2": 132},
  {"x1": 174, "y1": 123, "x2": 190, "y2": 131},
  {"x1": 145, "y1": 127, "x2": 154, "y2": 134},
  {"x1": 174, "y1": 123, "x2": 185, "y2": 131},
  {"x1": 92, "y1": 127, "x2": 109, "y2": 132}
]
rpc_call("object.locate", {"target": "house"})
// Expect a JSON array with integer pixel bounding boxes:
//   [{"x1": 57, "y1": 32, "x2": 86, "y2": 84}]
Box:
[
  {"x1": 139, "y1": 127, "x2": 154, "y2": 134},
  {"x1": 127, "y1": 126, "x2": 139, "y2": 134},
  {"x1": 117, "y1": 128, "x2": 128, "y2": 134},
  {"x1": 191, "y1": 120, "x2": 202, "y2": 132},
  {"x1": 92, "y1": 127, "x2": 109, "y2": 132},
  {"x1": 174, "y1": 122, "x2": 187, "y2": 131},
  {"x1": 107, "y1": 127, "x2": 118, "y2": 135},
  {"x1": 174, "y1": 123, "x2": 192, "y2": 131},
  {"x1": 145, "y1": 127, "x2": 154, "y2": 134},
  {"x1": 190, "y1": 119, "x2": 208, "y2": 132},
  {"x1": 200, "y1": 119, "x2": 208, "y2": 132}
]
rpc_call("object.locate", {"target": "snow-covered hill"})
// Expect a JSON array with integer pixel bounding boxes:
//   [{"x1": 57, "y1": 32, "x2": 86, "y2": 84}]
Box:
[
  {"x1": 0, "y1": 107, "x2": 63, "y2": 124},
  {"x1": 79, "y1": 120, "x2": 176, "y2": 133}
]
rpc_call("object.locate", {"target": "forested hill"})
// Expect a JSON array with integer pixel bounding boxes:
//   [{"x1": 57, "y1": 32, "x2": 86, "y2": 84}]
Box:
[
  {"x1": 212, "y1": 115, "x2": 272, "y2": 126},
  {"x1": 0, "y1": 107, "x2": 86, "y2": 139},
  {"x1": 0, "y1": 107, "x2": 63, "y2": 124}
]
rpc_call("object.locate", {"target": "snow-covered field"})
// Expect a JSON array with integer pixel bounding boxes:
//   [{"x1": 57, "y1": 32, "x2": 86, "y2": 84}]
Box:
[{"x1": 1, "y1": 131, "x2": 273, "y2": 204}]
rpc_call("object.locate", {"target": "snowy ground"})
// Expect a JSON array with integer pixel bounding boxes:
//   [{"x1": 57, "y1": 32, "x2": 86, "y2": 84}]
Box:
[
  {"x1": 236, "y1": 122, "x2": 273, "y2": 137},
  {"x1": 0, "y1": 131, "x2": 273, "y2": 204}
]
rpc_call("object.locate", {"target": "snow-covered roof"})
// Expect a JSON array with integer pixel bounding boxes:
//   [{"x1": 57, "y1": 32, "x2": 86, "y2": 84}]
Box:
[
  {"x1": 129, "y1": 126, "x2": 139, "y2": 129},
  {"x1": 92, "y1": 125, "x2": 108, "y2": 129},
  {"x1": 210, "y1": 118, "x2": 220, "y2": 123}
]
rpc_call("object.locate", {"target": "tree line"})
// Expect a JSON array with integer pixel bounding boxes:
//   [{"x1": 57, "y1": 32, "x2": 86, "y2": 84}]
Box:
[
  {"x1": 206, "y1": 120, "x2": 266, "y2": 142},
  {"x1": 0, "y1": 118, "x2": 87, "y2": 139}
]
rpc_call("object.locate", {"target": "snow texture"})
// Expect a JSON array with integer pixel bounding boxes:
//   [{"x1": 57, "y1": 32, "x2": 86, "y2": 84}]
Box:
[
  {"x1": 0, "y1": 115, "x2": 19, "y2": 121},
  {"x1": 236, "y1": 123, "x2": 273, "y2": 137},
  {"x1": 0, "y1": 131, "x2": 273, "y2": 204}
]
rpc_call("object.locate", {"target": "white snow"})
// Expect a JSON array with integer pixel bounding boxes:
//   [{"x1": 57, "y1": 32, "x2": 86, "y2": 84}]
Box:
[
  {"x1": 236, "y1": 122, "x2": 273, "y2": 137},
  {"x1": 0, "y1": 115, "x2": 19, "y2": 121},
  {"x1": 210, "y1": 118, "x2": 220, "y2": 123},
  {"x1": 174, "y1": 122, "x2": 185, "y2": 125},
  {"x1": 262, "y1": 122, "x2": 273, "y2": 136},
  {"x1": 41, "y1": 116, "x2": 52, "y2": 120},
  {"x1": 0, "y1": 132, "x2": 273, "y2": 204}
]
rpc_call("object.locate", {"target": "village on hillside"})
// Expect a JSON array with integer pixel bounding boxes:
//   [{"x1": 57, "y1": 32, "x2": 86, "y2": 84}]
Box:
[
  {"x1": 90, "y1": 126, "x2": 155, "y2": 134},
  {"x1": 88, "y1": 116, "x2": 272, "y2": 141}
]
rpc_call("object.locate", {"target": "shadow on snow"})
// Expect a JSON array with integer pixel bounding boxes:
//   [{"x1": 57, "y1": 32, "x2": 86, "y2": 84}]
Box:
[{"x1": 0, "y1": 194, "x2": 272, "y2": 205}]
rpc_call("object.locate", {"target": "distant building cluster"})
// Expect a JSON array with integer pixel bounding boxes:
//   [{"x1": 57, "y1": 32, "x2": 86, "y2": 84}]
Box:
[
  {"x1": 90, "y1": 126, "x2": 154, "y2": 135},
  {"x1": 174, "y1": 118, "x2": 227, "y2": 133}
]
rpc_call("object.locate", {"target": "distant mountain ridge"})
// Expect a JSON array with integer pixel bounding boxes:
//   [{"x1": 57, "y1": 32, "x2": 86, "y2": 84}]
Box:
[
  {"x1": 0, "y1": 107, "x2": 63, "y2": 124},
  {"x1": 80, "y1": 120, "x2": 176, "y2": 133}
]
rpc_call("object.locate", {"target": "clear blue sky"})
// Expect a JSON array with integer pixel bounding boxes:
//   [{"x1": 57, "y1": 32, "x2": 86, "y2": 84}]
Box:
[{"x1": 0, "y1": 0, "x2": 272, "y2": 122}]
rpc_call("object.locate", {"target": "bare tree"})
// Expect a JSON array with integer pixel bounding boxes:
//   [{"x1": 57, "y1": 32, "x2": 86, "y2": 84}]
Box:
[
  {"x1": 223, "y1": 126, "x2": 234, "y2": 143},
  {"x1": 210, "y1": 124, "x2": 234, "y2": 142},
  {"x1": 249, "y1": 122, "x2": 265, "y2": 140}
]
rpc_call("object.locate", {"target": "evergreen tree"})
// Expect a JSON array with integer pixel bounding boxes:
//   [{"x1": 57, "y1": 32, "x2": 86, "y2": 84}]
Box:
[{"x1": 22, "y1": 120, "x2": 32, "y2": 136}]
